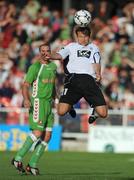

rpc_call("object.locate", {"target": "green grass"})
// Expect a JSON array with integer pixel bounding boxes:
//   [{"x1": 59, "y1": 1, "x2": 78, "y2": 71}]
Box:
[{"x1": 0, "y1": 151, "x2": 134, "y2": 180}]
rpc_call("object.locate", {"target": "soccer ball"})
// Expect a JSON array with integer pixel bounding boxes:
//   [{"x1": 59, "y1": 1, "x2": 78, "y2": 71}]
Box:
[{"x1": 74, "y1": 9, "x2": 92, "y2": 27}]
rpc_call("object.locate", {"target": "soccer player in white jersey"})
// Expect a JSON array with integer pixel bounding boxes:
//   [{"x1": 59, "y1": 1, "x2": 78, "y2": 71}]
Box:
[{"x1": 49, "y1": 26, "x2": 108, "y2": 123}]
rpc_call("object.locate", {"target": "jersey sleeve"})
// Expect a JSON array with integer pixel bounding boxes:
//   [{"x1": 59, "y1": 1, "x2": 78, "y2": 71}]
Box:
[
  {"x1": 57, "y1": 44, "x2": 70, "y2": 59},
  {"x1": 91, "y1": 46, "x2": 101, "y2": 64},
  {"x1": 93, "y1": 52, "x2": 101, "y2": 63},
  {"x1": 24, "y1": 65, "x2": 37, "y2": 84}
]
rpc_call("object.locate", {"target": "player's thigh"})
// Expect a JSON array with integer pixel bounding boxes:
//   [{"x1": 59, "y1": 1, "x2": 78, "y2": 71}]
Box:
[
  {"x1": 84, "y1": 81, "x2": 106, "y2": 108},
  {"x1": 60, "y1": 84, "x2": 82, "y2": 107}
]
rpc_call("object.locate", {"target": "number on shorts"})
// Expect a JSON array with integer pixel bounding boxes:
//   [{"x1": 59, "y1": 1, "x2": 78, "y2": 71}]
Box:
[{"x1": 62, "y1": 88, "x2": 68, "y2": 95}]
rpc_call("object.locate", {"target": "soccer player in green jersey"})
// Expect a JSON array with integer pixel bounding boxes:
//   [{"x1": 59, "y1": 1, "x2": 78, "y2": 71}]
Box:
[{"x1": 11, "y1": 43, "x2": 57, "y2": 175}]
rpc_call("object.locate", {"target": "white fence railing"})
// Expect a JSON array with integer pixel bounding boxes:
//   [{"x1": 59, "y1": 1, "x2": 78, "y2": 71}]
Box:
[
  {"x1": 1, "y1": 107, "x2": 134, "y2": 142},
  {"x1": 0, "y1": 107, "x2": 134, "y2": 126}
]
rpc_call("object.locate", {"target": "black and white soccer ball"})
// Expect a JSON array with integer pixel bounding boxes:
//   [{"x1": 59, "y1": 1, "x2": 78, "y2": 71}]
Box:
[{"x1": 74, "y1": 9, "x2": 92, "y2": 27}]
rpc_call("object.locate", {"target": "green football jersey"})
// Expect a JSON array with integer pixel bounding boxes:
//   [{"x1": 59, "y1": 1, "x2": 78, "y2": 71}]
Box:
[{"x1": 25, "y1": 61, "x2": 57, "y2": 100}]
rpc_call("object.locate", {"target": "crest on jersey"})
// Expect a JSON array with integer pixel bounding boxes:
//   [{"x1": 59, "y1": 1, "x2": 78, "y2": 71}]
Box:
[{"x1": 77, "y1": 50, "x2": 91, "y2": 58}]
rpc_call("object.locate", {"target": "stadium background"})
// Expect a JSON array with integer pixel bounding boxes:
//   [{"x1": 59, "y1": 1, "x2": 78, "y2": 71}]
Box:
[{"x1": 0, "y1": 0, "x2": 134, "y2": 153}]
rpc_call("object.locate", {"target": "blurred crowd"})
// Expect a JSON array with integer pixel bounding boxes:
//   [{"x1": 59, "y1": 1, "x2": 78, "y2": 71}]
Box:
[{"x1": 0, "y1": 0, "x2": 134, "y2": 127}]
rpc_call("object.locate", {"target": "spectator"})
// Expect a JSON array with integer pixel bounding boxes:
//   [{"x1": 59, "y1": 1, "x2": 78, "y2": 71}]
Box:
[
  {"x1": 13, "y1": 24, "x2": 28, "y2": 45},
  {"x1": 0, "y1": 77, "x2": 15, "y2": 99}
]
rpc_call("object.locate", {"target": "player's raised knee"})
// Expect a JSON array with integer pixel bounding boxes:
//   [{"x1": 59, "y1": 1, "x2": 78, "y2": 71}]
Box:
[
  {"x1": 99, "y1": 109, "x2": 108, "y2": 118},
  {"x1": 58, "y1": 104, "x2": 70, "y2": 116},
  {"x1": 96, "y1": 106, "x2": 108, "y2": 118},
  {"x1": 57, "y1": 109, "x2": 66, "y2": 116},
  {"x1": 100, "y1": 113, "x2": 107, "y2": 118}
]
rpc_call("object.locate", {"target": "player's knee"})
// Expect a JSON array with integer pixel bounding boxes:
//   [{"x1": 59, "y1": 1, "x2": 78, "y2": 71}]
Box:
[
  {"x1": 44, "y1": 132, "x2": 52, "y2": 142},
  {"x1": 97, "y1": 107, "x2": 108, "y2": 118},
  {"x1": 32, "y1": 130, "x2": 42, "y2": 139},
  {"x1": 58, "y1": 104, "x2": 71, "y2": 116},
  {"x1": 58, "y1": 110, "x2": 65, "y2": 116},
  {"x1": 58, "y1": 107, "x2": 67, "y2": 116},
  {"x1": 100, "y1": 112, "x2": 107, "y2": 118},
  {"x1": 29, "y1": 133, "x2": 39, "y2": 142}
]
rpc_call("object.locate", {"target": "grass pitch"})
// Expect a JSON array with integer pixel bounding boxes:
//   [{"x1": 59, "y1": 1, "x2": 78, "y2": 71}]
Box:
[{"x1": 0, "y1": 151, "x2": 134, "y2": 180}]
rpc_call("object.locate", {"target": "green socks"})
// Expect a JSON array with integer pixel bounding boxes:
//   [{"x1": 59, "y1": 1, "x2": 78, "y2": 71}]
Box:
[
  {"x1": 14, "y1": 133, "x2": 47, "y2": 168},
  {"x1": 29, "y1": 141, "x2": 47, "y2": 168},
  {"x1": 15, "y1": 133, "x2": 37, "y2": 161}
]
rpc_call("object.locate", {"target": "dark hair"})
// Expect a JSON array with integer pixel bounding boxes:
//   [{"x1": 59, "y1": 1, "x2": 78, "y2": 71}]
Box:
[
  {"x1": 75, "y1": 26, "x2": 91, "y2": 37},
  {"x1": 39, "y1": 43, "x2": 50, "y2": 52}
]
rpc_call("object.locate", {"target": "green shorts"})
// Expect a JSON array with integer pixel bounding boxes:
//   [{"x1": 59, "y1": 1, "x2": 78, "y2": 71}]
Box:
[{"x1": 29, "y1": 97, "x2": 54, "y2": 131}]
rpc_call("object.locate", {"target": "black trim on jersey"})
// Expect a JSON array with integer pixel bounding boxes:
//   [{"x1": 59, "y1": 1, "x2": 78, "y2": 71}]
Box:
[
  {"x1": 93, "y1": 54, "x2": 96, "y2": 63},
  {"x1": 63, "y1": 55, "x2": 70, "y2": 75},
  {"x1": 93, "y1": 52, "x2": 101, "y2": 63}
]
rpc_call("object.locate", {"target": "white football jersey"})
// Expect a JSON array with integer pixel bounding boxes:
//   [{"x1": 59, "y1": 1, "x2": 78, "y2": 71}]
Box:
[{"x1": 58, "y1": 42, "x2": 101, "y2": 78}]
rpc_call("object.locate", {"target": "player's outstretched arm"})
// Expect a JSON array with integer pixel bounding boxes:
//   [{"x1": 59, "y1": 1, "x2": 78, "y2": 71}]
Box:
[
  {"x1": 49, "y1": 53, "x2": 62, "y2": 61},
  {"x1": 92, "y1": 63, "x2": 101, "y2": 82}
]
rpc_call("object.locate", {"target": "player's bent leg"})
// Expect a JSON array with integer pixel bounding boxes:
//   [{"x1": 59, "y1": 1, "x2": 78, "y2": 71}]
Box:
[
  {"x1": 88, "y1": 105, "x2": 108, "y2": 124},
  {"x1": 34, "y1": 129, "x2": 52, "y2": 149},
  {"x1": 27, "y1": 141, "x2": 47, "y2": 175},
  {"x1": 95, "y1": 105, "x2": 108, "y2": 118},
  {"x1": 88, "y1": 108, "x2": 98, "y2": 124},
  {"x1": 12, "y1": 132, "x2": 38, "y2": 163},
  {"x1": 28, "y1": 130, "x2": 52, "y2": 173},
  {"x1": 12, "y1": 131, "x2": 42, "y2": 174},
  {"x1": 58, "y1": 103, "x2": 71, "y2": 116},
  {"x1": 58, "y1": 103, "x2": 76, "y2": 117},
  {"x1": 69, "y1": 106, "x2": 76, "y2": 118},
  {"x1": 34, "y1": 131, "x2": 46, "y2": 149}
]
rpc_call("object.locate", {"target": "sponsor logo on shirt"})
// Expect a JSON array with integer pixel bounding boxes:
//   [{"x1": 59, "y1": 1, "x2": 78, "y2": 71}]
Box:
[
  {"x1": 42, "y1": 78, "x2": 55, "y2": 84},
  {"x1": 77, "y1": 50, "x2": 91, "y2": 58}
]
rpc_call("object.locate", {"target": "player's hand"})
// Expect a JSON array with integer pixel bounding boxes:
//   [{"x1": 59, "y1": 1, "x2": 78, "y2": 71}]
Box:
[
  {"x1": 95, "y1": 74, "x2": 101, "y2": 82},
  {"x1": 40, "y1": 54, "x2": 50, "y2": 60},
  {"x1": 23, "y1": 99, "x2": 31, "y2": 109}
]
